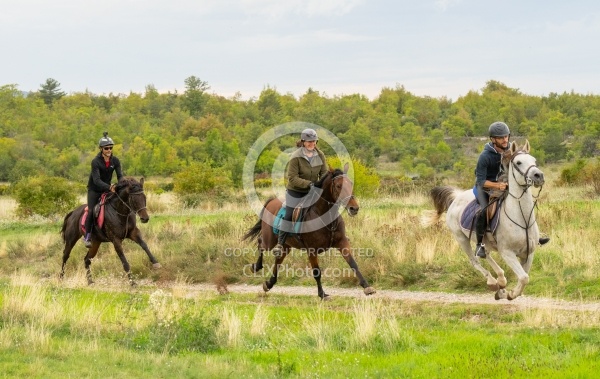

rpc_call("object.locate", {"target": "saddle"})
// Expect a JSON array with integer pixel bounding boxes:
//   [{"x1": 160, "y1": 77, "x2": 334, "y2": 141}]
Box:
[
  {"x1": 80, "y1": 193, "x2": 109, "y2": 233},
  {"x1": 460, "y1": 191, "x2": 505, "y2": 236},
  {"x1": 272, "y1": 202, "x2": 306, "y2": 235}
]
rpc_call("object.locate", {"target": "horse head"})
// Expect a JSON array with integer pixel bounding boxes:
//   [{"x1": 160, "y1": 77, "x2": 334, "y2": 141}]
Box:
[
  {"x1": 503, "y1": 140, "x2": 545, "y2": 189},
  {"x1": 328, "y1": 162, "x2": 359, "y2": 216},
  {"x1": 116, "y1": 177, "x2": 150, "y2": 223}
]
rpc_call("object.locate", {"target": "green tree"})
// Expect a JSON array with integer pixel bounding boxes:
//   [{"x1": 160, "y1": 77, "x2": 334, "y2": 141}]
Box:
[
  {"x1": 39, "y1": 78, "x2": 66, "y2": 108},
  {"x1": 183, "y1": 76, "x2": 210, "y2": 118}
]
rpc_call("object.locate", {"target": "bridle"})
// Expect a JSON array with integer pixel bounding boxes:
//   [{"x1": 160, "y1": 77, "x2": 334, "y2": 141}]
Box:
[
  {"x1": 325, "y1": 173, "x2": 355, "y2": 214},
  {"x1": 503, "y1": 151, "x2": 543, "y2": 256},
  {"x1": 302, "y1": 172, "x2": 356, "y2": 248},
  {"x1": 114, "y1": 189, "x2": 147, "y2": 216}
]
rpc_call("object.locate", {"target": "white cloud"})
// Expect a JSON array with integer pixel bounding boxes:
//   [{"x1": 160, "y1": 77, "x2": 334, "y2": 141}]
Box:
[
  {"x1": 240, "y1": 0, "x2": 364, "y2": 19},
  {"x1": 434, "y1": 0, "x2": 463, "y2": 12}
]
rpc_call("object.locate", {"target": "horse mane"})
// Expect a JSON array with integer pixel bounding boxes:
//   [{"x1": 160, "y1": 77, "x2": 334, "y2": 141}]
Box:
[
  {"x1": 331, "y1": 168, "x2": 344, "y2": 178},
  {"x1": 116, "y1": 176, "x2": 142, "y2": 192}
]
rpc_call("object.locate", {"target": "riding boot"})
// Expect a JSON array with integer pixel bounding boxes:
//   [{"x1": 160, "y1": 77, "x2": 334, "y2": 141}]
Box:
[
  {"x1": 475, "y1": 212, "x2": 487, "y2": 258},
  {"x1": 83, "y1": 232, "x2": 92, "y2": 248},
  {"x1": 272, "y1": 231, "x2": 289, "y2": 258},
  {"x1": 539, "y1": 236, "x2": 550, "y2": 246}
]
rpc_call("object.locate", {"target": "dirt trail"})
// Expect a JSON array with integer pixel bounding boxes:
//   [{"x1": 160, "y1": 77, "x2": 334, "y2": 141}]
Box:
[
  {"x1": 156, "y1": 282, "x2": 600, "y2": 312},
  {"x1": 56, "y1": 276, "x2": 600, "y2": 312}
]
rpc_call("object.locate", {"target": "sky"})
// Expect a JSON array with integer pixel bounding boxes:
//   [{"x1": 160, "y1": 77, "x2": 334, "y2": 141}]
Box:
[{"x1": 2, "y1": 0, "x2": 600, "y2": 101}]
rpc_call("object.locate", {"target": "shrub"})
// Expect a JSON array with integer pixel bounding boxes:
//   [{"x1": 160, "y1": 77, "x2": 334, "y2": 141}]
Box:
[
  {"x1": 326, "y1": 157, "x2": 380, "y2": 198},
  {"x1": 12, "y1": 175, "x2": 79, "y2": 217},
  {"x1": 173, "y1": 161, "x2": 233, "y2": 207}
]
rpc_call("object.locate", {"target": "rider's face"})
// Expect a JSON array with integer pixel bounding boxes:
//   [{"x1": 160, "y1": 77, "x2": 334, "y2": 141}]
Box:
[
  {"x1": 492, "y1": 135, "x2": 509, "y2": 149},
  {"x1": 102, "y1": 146, "x2": 113, "y2": 157}
]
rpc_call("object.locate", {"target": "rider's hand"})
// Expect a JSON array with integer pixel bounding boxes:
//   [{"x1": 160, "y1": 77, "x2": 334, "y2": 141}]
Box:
[
  {"x1": 110, "y1": 184, "x2": 116, "y2": 192},
  {"x1": 497, "y1": 182, "x2": 507, "y2": 191}
]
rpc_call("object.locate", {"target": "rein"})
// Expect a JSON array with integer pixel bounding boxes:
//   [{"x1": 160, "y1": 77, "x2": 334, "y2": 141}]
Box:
[
  {"x1": 304, "y1": 172, "x2": 355, "y2": 248},
  {"x1": 503, "y1": 152, "x2": 543, "y2": 256},
  {"x1": 108, "y1": 188, "x2": 146, "y2": 238}
]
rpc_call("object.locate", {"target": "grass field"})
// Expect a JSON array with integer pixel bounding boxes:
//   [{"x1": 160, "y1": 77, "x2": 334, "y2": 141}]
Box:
[{"x1": 1, "y1": 164, "x2": 600, "y2": 377}]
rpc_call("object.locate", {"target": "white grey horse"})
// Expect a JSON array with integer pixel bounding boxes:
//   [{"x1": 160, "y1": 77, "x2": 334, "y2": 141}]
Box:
[{"x1": 424, "y1": 140, "x2": 545, "y2": 300}]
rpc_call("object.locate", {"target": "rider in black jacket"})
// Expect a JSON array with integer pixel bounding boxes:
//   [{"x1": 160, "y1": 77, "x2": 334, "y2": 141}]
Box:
[{"x1": 83, "y1": 132, "x2": 123, "y2": 247}]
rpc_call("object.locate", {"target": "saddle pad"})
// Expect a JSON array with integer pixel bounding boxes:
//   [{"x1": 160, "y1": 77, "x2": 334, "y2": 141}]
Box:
[
  {"x1": 80, "y1": 193, "x2": 108, "y2": 233},
  {"x1": 460, "y1": 199, "x2": 502, "y2": 235},
  {"x1": 272, "y1": 206, "x2": 301, "y2": 235}
]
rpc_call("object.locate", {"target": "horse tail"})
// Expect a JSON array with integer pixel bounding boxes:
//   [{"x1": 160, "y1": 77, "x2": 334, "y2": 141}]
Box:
[
  {"x1": 242, "y1": 197, "x2": 275, "y2": 242},
  {"x1": 242, "y1": 218, "x2": 262, "y2": 242},
  {"x1": 61, "y1": 210, "x2": 74, "y2": 242},
  {"x1": 421, "y1": 186, "x2": 459, "y2": 227}
]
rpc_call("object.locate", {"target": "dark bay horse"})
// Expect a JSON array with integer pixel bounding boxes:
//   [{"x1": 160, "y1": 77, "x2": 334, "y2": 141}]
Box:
[
  {"x1": 60, "y1": 177, "x2": 160, "y2": 285},
  {"x1": 243, "y1": 163, "x2": 376, "y2": 299}
]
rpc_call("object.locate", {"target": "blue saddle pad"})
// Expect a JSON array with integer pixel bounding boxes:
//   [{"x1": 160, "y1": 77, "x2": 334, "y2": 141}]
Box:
[
  {"x1": 460, "y1": 199, "x2": 502, "y2": 235},
  {"x1": 273, "y1": 206, "x2": 301, "y2": 235}
]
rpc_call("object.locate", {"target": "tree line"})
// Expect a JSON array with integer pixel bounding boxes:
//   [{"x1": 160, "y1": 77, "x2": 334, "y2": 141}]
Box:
[{"x1": 1, "y1": 77, "x2": 599, "y2": 188}]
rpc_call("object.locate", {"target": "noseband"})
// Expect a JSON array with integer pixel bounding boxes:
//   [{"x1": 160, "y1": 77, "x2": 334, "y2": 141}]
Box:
[
  {"x1": 330, "y1": 174, "x2": 355, "y2": 213},
  {"x1": 509, "y1": 151, "x2": 538, "y2": 189},
  {"x1": 114, "y1": 189, "x2": 147, "y2": 216}
]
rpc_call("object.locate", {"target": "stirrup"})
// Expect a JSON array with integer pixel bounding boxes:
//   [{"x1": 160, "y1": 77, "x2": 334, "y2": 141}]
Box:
[
  {"x1": 475, "y1": 243, "x2": 486, "y2": 258},
  {"x1": 272, "y1": 244, "x2": 283, "y2": 257}
]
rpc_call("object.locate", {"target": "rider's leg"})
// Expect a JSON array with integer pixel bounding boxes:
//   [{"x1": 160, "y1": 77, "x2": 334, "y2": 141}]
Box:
[
  {"x1": 475, "y1": 212, "x2": 487, "y2": 258},
  {"x1": 83, "y1": 191, "x2": 99, "y2": 248},
  {"x1": 474, "y1": 187, "x2": 489, "y2": 258},
  {"x1": 273, "y1": 190, "x2": 303, "y2": 257},
  {"x1": 272, "y1": 205, "x2": 292, "y2": 257}
]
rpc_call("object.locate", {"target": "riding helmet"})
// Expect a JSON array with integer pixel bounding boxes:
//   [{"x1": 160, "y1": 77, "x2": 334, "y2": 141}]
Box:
[
  {"x1": 301, "y1": 128, "x2": 318, "y2": 142},
  {"x1": 98, "y1": 131, "x2": 114, "y2": 147},
  {"x1": 488, "y1": 122, "x2": 510, "y2": 137}
]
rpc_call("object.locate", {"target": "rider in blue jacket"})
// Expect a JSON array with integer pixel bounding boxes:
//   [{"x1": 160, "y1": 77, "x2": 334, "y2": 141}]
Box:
[{"x1": 474, "y1": 122, "x2": 550, "y2": 258}]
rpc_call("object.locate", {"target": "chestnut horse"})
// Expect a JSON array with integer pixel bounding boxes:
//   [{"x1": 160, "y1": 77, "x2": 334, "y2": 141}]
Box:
[
  {"x1": 243, "y1": 164, "x2": 376, "y2": 299},
  {"x1": 60, "y1": 177, "x2": 160, "y2": 285}
]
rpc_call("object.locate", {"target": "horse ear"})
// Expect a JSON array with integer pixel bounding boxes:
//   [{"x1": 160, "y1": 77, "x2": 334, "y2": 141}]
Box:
[
  {"x1": 510, "y1": 141, "x2": 518, "y2": 154},
  {"x1": 140, "y1": 177, "x2": 145, "y2": 188},
  {"x1": 343, "y1": 162, "x2": 349, "y2": 174},
  {"x1": 523, "y1": 140, "x2": 530, "y2": 153}
]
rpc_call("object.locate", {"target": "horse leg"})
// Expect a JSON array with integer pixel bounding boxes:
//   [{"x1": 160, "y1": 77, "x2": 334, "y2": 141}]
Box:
[
  {"x1": 60, "y1": 235, "x2": 78, "y2": 279},
  {"x1": 129, "y1": 227, "x2": 161, "y2": 269},
  {"x1": 84, "y1": 243, "x2": 101, "y2": 285},
  {"x1": 307, "y1": 254, "x2": 329, "y2": 299},
  {"x1": 498, "y1": 252, "x2": 531, "y2": 301},
  {"x1": 252, "y1": 236, "x2": 266, "y2": 272},
  {"x1": 112, "y1": 240, "x2": 135, "y2": 286},
  {"x1": 456, "y1": 235, "x2": 500, "y2": 291},
  {"x1": 337, "y1": 239, "x2": 376, "y2": 296},
  {"x1": 263, "y1": 250, "x2": 288, "y2": 293},
  {"x1": 481, "y1": 254, "x2": 507, "y2": 289}
]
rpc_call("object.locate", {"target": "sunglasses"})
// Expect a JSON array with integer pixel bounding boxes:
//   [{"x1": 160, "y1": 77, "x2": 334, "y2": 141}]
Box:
[{"x1": 103, "y1": 146, "x2": 113, "y2": 151}]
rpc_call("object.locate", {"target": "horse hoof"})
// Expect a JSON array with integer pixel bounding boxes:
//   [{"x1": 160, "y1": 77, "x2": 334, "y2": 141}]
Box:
[
  {"x1": 152, "y1": 263, "x2": 162, "y2": 269},
  {"x1": 320, "y1": 294, "x2": 331, "y2": 301},
  {"x1": 87, "y1": 280, "x2": 95, "y2": 286},
  {"x1": 262, "y1": 282, "x2": 270, "y2": 292},
  {"x1": 494, "y1": 289, "x2": 506, "y2": 300},
  {"x1": 364, "y1": 287, "x2": 376, "y2": 296}
]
